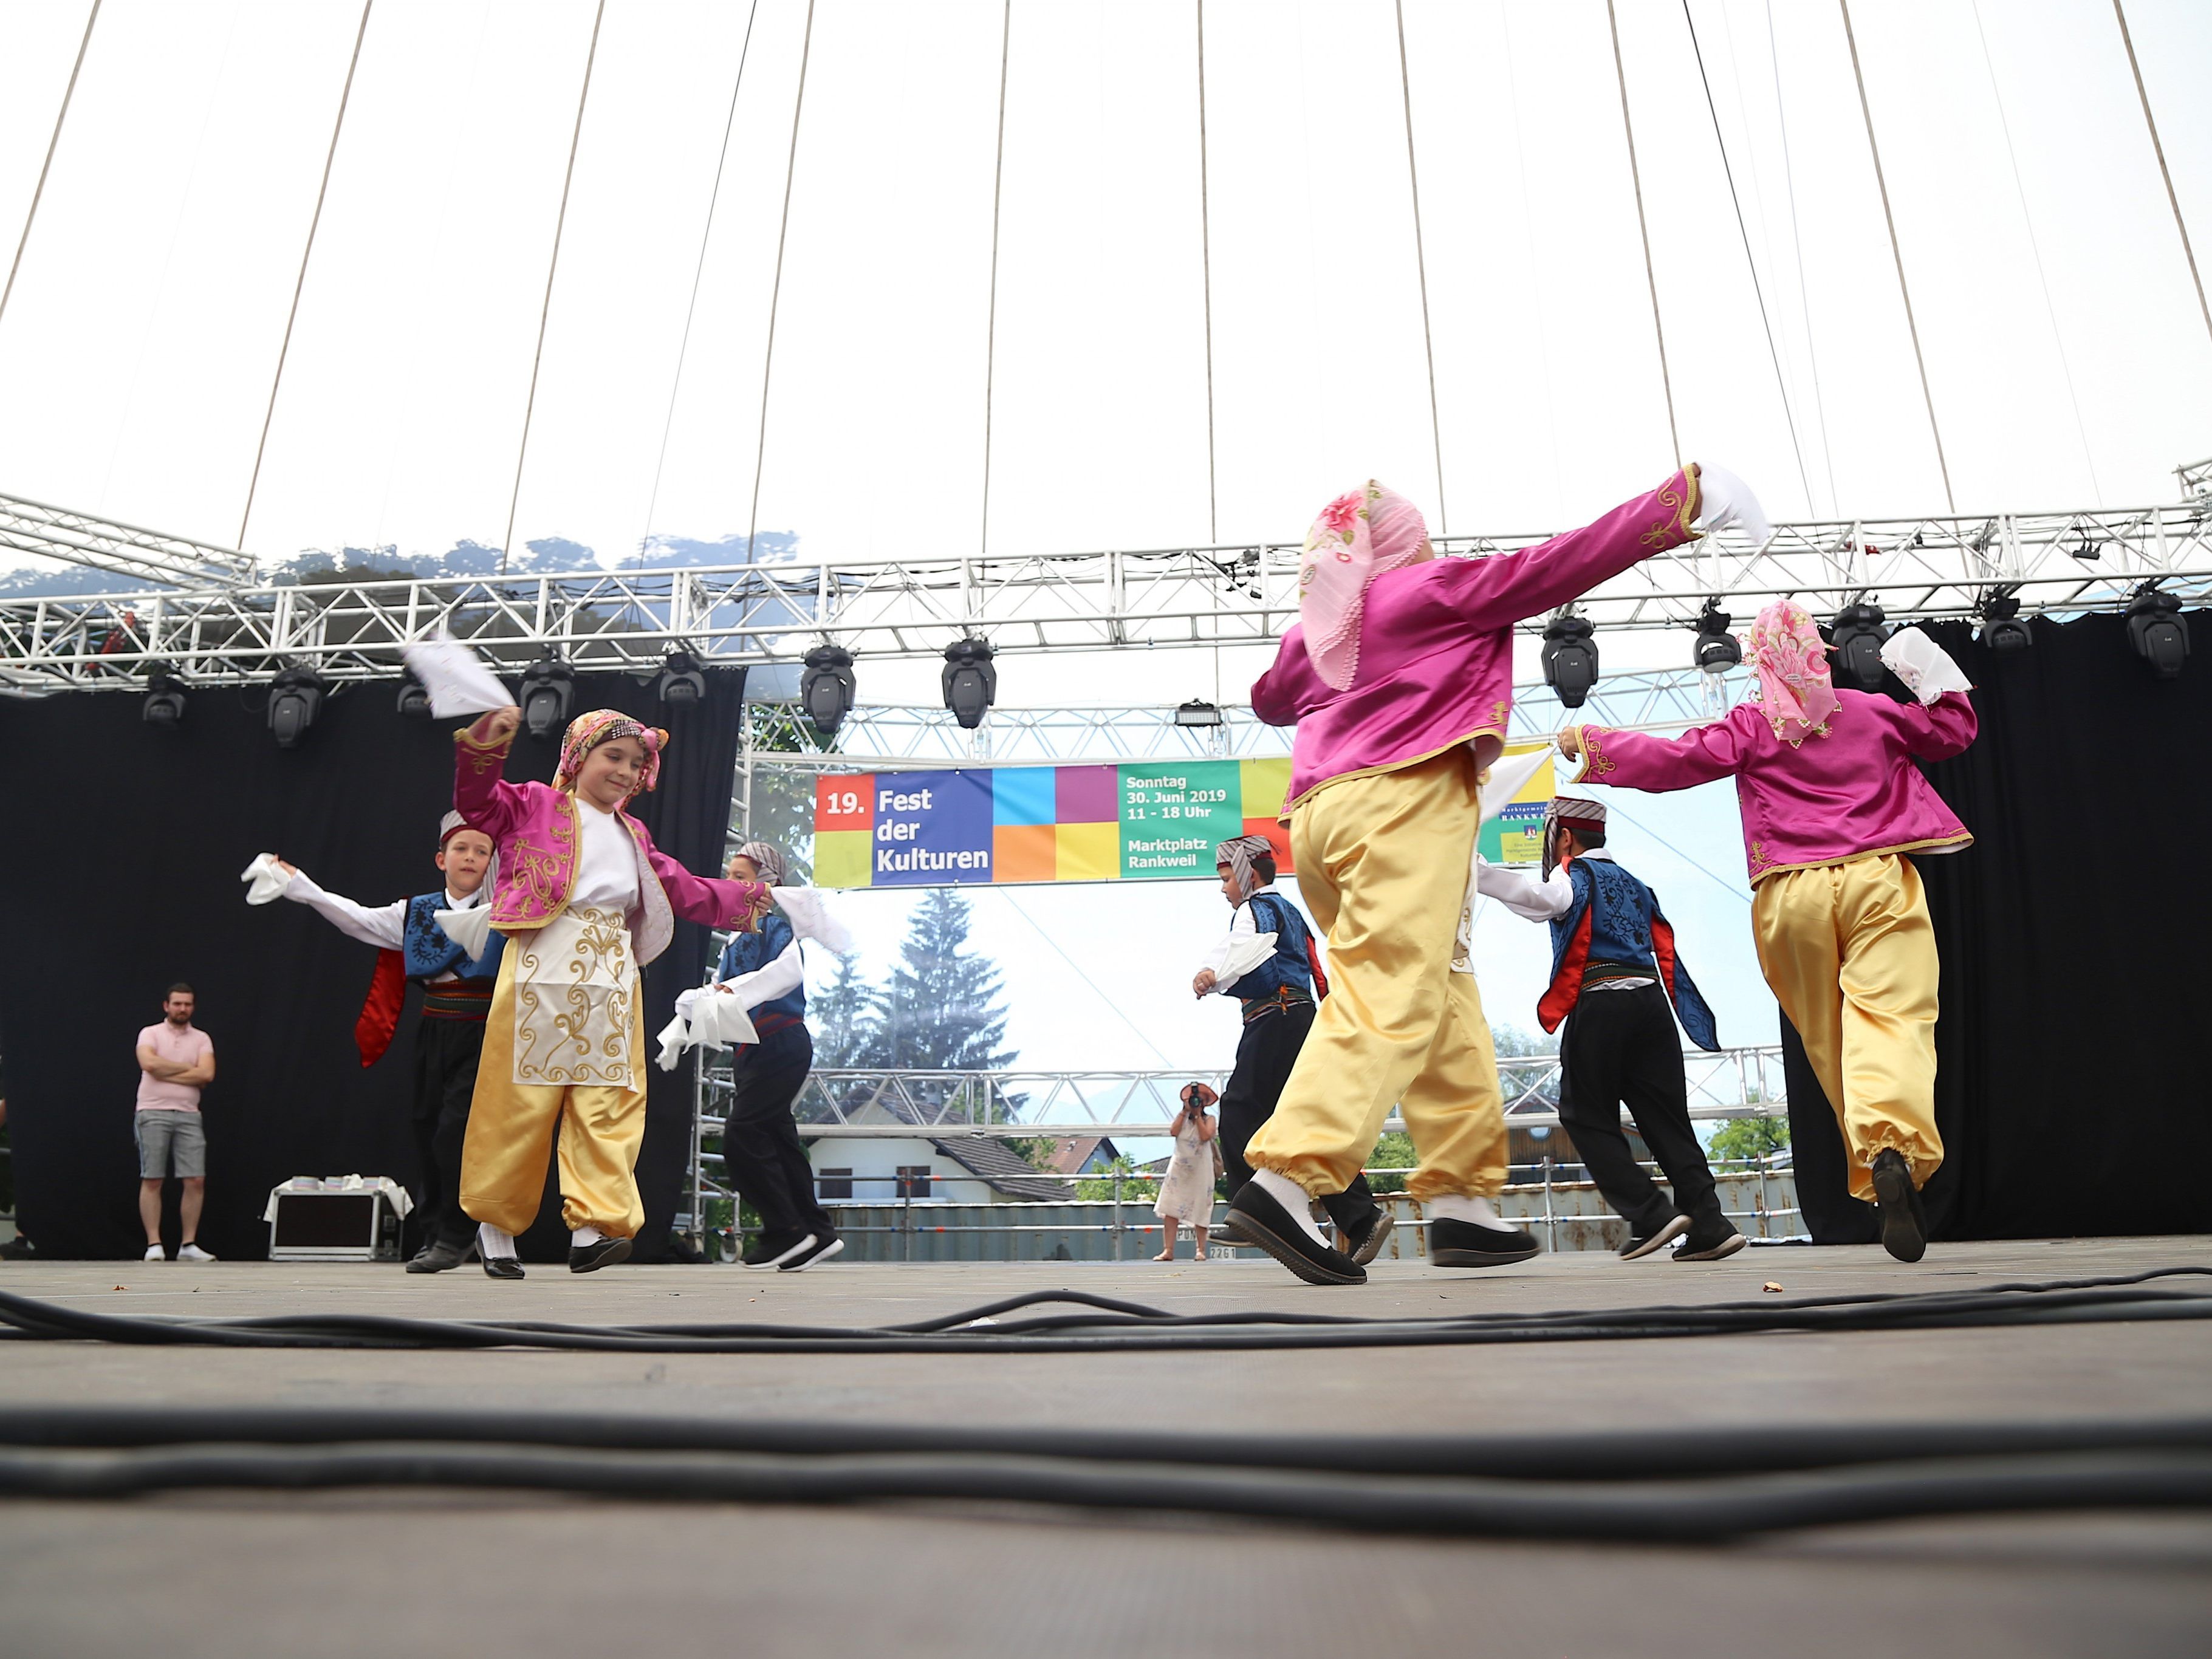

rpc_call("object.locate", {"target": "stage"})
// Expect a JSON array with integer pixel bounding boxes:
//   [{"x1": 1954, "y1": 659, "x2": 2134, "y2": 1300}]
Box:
[{"x1": 1, "y1": 1237, "x2": 2208, "y2": 1657}]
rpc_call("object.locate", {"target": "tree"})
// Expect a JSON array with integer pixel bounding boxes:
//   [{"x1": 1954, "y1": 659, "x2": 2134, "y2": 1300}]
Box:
[
  {"x1": 811, "y1": 953, "x2": 882, "y2": 1069},
  {"x1": 1707, "y1": 1115, "x2": 1790, "y2": 1164},
  {"x1": 877, "y1": 889, "x2": 1014, "y2": 1073}
]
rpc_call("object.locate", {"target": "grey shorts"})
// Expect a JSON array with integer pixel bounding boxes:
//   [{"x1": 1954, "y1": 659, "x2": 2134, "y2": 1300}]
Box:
[{"x1": 135, "y1": 1110, "x2": 206, "y2": 1179}]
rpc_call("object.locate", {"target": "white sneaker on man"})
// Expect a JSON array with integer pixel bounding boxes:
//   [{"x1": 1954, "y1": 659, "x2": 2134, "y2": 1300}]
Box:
[
  {"x1": 176, "y1": 1243, "x2": 217, "y2": 1263},
  {"x1": 143, "y1": 1243, "x2": 165, "y2": 1262}
]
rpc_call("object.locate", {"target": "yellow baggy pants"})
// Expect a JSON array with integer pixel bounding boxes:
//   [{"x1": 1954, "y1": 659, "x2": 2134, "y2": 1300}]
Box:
[
  {"x1": 459, "y1": 945, "x2": 649, "y2": 1239},
  {"x1": 1751, "y1": 853, "x2": 1945, "y2": 1200},
  {"x1": 1246, "y1": 748, "x2": 1508, "y2": 1202}
]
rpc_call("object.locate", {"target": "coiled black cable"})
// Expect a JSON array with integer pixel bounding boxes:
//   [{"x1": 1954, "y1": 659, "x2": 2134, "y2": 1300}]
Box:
[{"x1": 0, "y1": 1267, "x2": 2205, "y2": 1353}]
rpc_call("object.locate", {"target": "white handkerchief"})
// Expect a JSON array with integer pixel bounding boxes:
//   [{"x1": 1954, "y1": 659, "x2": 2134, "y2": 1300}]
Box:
[
  {"x1": 403, "y1": 635, "x2": 512, "y2": 717},
  {"x1": 241, "y1": 852, "x2": 293, "y2": 906},
  {"x1": 1879, "y1": 628, "x2": 1974, "y2": 705},
  {"x1": 1478, "y1": 745, "x2": 1552, "y2": 826},
  {"x1": 772, "y1": 887, "x2": 854, "y2": 955},
  {"x1": 433, "y1": 903, "x2": 496, "y2": 959},
  {"x1": 1216, "y1": 931, "x2": 1279, "y2": 987},
  {"x1": 655, "y1": 985, "x2": 762, "y2": 1071}
]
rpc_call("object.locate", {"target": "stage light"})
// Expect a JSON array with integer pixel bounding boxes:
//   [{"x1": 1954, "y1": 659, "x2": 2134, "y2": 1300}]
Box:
[
  {"x1": 1692, "y1": 602, "x2": 1740, "y2": 675},
  {"x1": 1829, "y1": 600, "x2": 1889, "y2": 689},
  {"x1": 141, "y1": 661, "x2": 185, "y2": 728},
  {"x1": 801, "y1": 644, "x2": 856, "y2": 735},
  {"x1": 395, "y1": 674, "x2": 431, "y2": 718},
  {"x1": 1977, "y1": 589, "x2": 2032, "y2": 655},
  {"x1": 1173, "y1": 699, "x2": 1223, "y2": 728},
  {"x1": 517, "y1": 657, "x2": 574, "y2": 740},
  {"x1": 2071, "y1": 532, "x2": 2100, "y2": 562},
  {"x1": 1541, "y1": 611, "x2": 1598, "y2": 709},
  {"x1": 267, "y1": 665, "x2": 327, "y2": 749},
  {"x1": 656, "y1": 649, "x2": 706, "y2": 707},
  {"x1": 940, "y1": 637, "x2": 996, "y2": 731},
  {"x1": 2125, "y1": 584, "x2": 2189, "y2": 680}
]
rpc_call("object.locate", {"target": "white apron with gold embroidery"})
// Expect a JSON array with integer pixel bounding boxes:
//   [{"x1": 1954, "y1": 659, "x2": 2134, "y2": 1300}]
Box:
[{"x1": 510, "y1": 905, "x2": 638, "y2": 1087}]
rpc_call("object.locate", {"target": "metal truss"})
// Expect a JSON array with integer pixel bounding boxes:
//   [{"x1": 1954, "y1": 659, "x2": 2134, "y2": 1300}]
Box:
[
  {"x1": 695, "y1": 1048, "x2": 1786, "y2": 1140},
  {"x1": 4, "y1": 494, "x2": 2208, "y2": 691},
  {"x1": 2182, "y1": 457, "x2": 2212, "y2": 503},
  {"x1": 0, "y1": 491, "x2": 259, "y2": 590}
]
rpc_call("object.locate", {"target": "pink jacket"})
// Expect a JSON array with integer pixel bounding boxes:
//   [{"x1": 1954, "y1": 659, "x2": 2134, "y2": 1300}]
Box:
[
  {"x1": 454, "y1": 723, "x2": 768, "y2": 964},
  {"x1": 1573, "y1": 689, "x2": 1977, "y2": 884},
  {"x1": 1253, "y1": 469, "x2": 1702, "y2": 812}
]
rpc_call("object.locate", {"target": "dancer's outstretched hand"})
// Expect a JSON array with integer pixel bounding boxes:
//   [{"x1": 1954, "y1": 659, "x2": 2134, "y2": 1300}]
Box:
[
  {"x1": 476, "y1": 703, "x2": 522, "y2": 744},
  {"x1": 1691, "y1": 462, "x2": 1774, "y2": 546},
  {"x1": 1556, "y1": 727, "x2": 1583, "y2": 762}
]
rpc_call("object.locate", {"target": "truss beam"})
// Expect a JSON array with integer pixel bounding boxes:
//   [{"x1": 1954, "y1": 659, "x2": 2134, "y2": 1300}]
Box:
[{"x1": 0, "y1": 491, "x2": 259, "y2": 591}]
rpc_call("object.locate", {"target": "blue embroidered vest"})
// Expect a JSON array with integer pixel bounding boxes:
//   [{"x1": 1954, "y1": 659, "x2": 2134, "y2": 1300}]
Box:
[
  {"x1": 716, "y1": 910, "x2": 804, "y2": 1033},
  {"x1": 402, "y1": 894, "x2": 504, "y2": 983},
  {"x1": 1228, "y1": 891, "x2": 1316, "y2": 1006},
  {"x1": 1537, "y1": 857, "x2": 1717, "y2": 1050}
]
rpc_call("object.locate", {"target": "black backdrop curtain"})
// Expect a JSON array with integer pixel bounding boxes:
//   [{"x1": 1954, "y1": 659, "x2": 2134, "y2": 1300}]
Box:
[
  {"x1": 0, "y1": 667, "x2": 744, "y2": 1261},
  {"x1": 1785, "y1": 612, "x2": 2212, "y2": 1242}
]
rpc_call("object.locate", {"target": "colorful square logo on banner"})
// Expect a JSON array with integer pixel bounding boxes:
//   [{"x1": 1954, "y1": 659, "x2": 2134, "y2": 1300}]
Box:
[{"x1": 813, "y1": 775, "x2": 875, "y2": 888}]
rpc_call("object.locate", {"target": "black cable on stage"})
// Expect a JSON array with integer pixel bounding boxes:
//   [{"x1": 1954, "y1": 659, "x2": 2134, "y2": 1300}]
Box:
[{"x1": 0, "y1": 1267, "x2": 2203, "y2": 1353}]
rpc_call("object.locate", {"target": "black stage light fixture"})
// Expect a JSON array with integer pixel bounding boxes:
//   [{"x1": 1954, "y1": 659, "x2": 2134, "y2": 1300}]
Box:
[
  {"x1": 1977, "y1": 589, "x2": 2032, "y2": 655},
  {"x1": 1541, "y1": 611, "x2": 1599, "y2": 709},
  {"x1": 2125, "y1": 584, "x2": 2189, "y2": 680},
  {"x1": 395, "y1": 672, "x2": 432, "y2": 718},
  {"x1": 1173, "y1": 699, "x2": 1224, "y2": 728},
  {"x1": 518, "y1": 656, "x2": 575, "y2": 740},
  {"x1": 1829, "y1": 600, "x2": 1889, "y2": 689},
  {"x1": 940, "y1": 637, "x2": 996, "y2": 731},
  {"x1": 142, "y1": 660, "x2": 186, "y2": 728},
  {"x1": 656, "y1": 648, "x2": 706, "y2": 707},
  {"x1": 1692, "y1": 601, "x2": 1740, "y2": 675},
  {"x1": 801, "y1": 644, "x2": 857, "y2": 735},
  {"x1": 267, "y1": 665, "x2": 327, "y2": 749}
]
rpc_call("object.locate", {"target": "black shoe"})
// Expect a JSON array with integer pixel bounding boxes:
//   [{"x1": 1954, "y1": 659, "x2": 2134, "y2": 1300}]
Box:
[
  {"x1": 0, "y1": 1234, "x2": 39, "y2": 1260},
  {"x1": 406, "y1": 1238, "x2": 476, "y2": 1274},
  {"x1": 741, "y1": 1230, "x2": 815, "y2": 1270},
  {"x1": 1340, "y1": 1206, "x2": 1395, "y2": 1267},
  {"x1": 1619, "y1": 1213, "x2": 1693, "y2": 1260},
  {"x1": 778, "y1": 1233, "x2": 845, "y2": 1272},
  {"x1": 568, "y1": 1234, "x2": 635, "y2": 1274},
  {"x1": 1225, "y1": 1183, "x2": 1365, "y2": 1286},
  {"x1": 1430, "y1": 1214, "x2": 1541, "y2": 1268},
  {"x1": 1869, "y1": 1149, "x2": 1928, "y2": 1263},
  {"x1": 1672, "y1": 1224, "x2": 1748, "y2": 1261},
  {"x1": 481, "y1": 1255, "x2": 525, "y2": 1280}
]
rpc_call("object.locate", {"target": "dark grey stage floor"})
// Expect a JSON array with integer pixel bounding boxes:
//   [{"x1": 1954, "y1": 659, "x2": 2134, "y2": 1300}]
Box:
[{"x1": 2, "y1": 1236, "x2": 2208, "y2": 1657}]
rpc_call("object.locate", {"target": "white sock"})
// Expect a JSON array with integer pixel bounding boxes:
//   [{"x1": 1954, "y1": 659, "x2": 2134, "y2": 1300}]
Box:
[
  {"x1": 1250, "y1": 1169, "x2": 1328, "y2": 1249},
  {"x1": 478, "y1": 1222, "x2": 518, "y2": 1260},
  {"x1": 572, "y1": 1225, "x2": 604, "y2": 1249},
  {"x1": 1430, "y1": 1194, "x2": 1503, "y2": 1228}
]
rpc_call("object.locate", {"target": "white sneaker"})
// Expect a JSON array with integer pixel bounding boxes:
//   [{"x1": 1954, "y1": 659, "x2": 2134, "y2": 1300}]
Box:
[
  {"x1": 176, "y1": 1243, "x2": 217, "y2": 1263},
  {"x1": 143, "y1": 1243, "x2": 166, "y2": 1262}
]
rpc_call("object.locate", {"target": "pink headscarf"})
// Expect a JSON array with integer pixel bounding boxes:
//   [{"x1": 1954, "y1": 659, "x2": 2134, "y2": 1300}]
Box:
[
  {"x1": 1298, "y1": 481, "x2": 1432, "y2": 691},
  {"x1": 555, "y1": 709, "x2": 666, "y2": 798},
  {"x1": 1747, "y1": 600, "x2": 1839, "y2": 746}
]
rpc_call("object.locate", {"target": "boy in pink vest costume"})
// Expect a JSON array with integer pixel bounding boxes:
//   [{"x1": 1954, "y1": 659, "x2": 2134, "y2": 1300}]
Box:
[
  {"x1": 453, "y1": 703, "x2": 772, "y2": 1278},
  {"x1": 1228, "y1": 463, "x2": 1765, "y2": 1285},
  {"x1": 1561, "y1": 601, "x2": 1976, "y2": 1262}
]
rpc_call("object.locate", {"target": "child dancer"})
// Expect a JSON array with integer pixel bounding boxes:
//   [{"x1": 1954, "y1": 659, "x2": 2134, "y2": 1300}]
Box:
[
  {"x1": 451, "y1": 703, "x2": 772, "y2": 1278},
  {"x1": 1196, "y1": 834, "x2": 1392, "y2": 1264},
  {"x1": 267, "y1": 812, "x2": 501, "y2": 1271},
  {"x1": 1152, "y1": 1086, "x2": 1225, "y2": 1260},
  {"x1": 1229, "y1": 465, "x2": 1766, "y2": 1285},
  {"x1": 1561, "y1": 603, "x2": 1975, "y2": 1262}
]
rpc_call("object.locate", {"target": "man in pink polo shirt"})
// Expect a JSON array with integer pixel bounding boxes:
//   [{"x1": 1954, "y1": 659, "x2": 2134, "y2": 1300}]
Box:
[{"x1": 135, "y1": 984, "x2": 216, "y2": 1263}]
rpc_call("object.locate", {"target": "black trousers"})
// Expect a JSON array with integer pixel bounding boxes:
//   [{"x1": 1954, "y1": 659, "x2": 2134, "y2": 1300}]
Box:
[
  {"x1": 1557, "y1": 985, "x2": 1726, "y2": 1236},
  {"x1": 723, "y1": 1024, "x2": 834, "y2": 1241},
  {"x1": 1216, "y1": 1002, "x2": 1380, "y2": 1233},
  {"x1": 411, "y1": 1015, "x2": 488, "y2": 1249}
]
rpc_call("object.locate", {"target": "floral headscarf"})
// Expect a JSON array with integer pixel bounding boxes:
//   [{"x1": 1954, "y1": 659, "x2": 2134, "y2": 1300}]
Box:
[
  {"x1": 1297, "y1": 481, "x2": 1432, "y2": 691},
  {"x1": 555, "y1": 709, "x2": 666, "y2": 798},
  {"x1": 1747, "y1": 601, "x2": 1839, "y2": 746},
  {"x1": 1214, "y1": 833, "x2": 1275, "y2": 907}
]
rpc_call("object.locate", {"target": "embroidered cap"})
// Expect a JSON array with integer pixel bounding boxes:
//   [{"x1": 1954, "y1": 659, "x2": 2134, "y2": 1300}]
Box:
[
  {"x1": 732, "y1": 840, "x2": 789, "y2": 887},
  {"x1": 1541, "y1": 795, "x2": 1609, "y2": 880},
  {"x1": 1214, "y1": 833, "x2": 1276, "y2": 907}
]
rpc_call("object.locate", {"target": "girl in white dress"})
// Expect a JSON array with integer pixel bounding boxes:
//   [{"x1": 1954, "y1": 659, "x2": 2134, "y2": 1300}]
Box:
[{"x1": 1153, "y1": 1084, "x2": 1225, "y2": 1261}]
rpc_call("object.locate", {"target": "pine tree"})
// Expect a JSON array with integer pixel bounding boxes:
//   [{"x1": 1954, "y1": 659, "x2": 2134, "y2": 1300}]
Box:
[
  {"x1": 812, "y1": 953, "x2": 884, "y2": 1069},
  {"x1": 875, "y1": 889, "x2": 1018, "y2": 1125}
]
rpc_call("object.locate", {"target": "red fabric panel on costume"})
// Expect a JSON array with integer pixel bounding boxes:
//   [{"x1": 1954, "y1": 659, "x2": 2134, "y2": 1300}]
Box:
[
  {"x1": 1652, "y1": 917, "x2": 1680, "y2": 1002},
  {"x1": 1306, "y1": 938, "x2": 1330, "y2": 1001},
  {"x1": 1537, "y1": 908, "x2": 1592, "y2": 1034},
  {"x1": 354, "y1": 949, "x2": 406, "y2": 1069}
]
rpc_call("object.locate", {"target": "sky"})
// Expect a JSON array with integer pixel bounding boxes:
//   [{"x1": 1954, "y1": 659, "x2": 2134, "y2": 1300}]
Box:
[{"x1": 2, "y1": 0, "x2": 2209, "y2": 1137}]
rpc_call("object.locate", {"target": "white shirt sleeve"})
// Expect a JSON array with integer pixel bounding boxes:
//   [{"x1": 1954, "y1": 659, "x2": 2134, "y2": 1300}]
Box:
[
  {"x1": 1197, "y1": 901, "x2": 1259, "y2": 994},
  {"x1": 282, "y1": 871, "x2": 408, "y2": 950},
  {"x1": 1475, "y1": 862, "x2": 1575, "y2": 923},
  {"x1": 714, "y1": 938, "x2": 804, "y2": 1011}
]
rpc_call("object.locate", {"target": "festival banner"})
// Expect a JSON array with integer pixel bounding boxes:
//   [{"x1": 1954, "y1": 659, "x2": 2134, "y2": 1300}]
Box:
[{"x1": 811, "y1": 747, "x2": 1555, "y2": 888}]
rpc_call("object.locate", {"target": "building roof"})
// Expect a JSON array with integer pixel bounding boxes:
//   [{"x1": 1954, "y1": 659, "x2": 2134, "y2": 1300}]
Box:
[
  {"x1": 928, "y1": 1135, "x2": 1075, "y2": 1202},
  {"x1": 1044, "y1": 1135, "x2": 1121, "y2": 1175}
]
